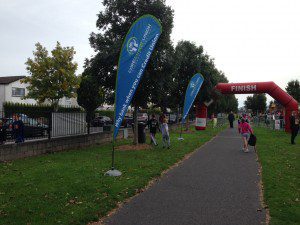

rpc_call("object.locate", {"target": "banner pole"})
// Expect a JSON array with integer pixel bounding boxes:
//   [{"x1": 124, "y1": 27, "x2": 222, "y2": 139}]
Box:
[
  {"x1": 111, "y1": 138, "x2": 115, "y2": 170},
  {"x1": 178, "y1": 119, "x2": 184, "y2": 141},
  {"x1": 180, "y1": 122, "x2": 183, "y2": 138},
  {"x1": 105, "y1": 137, "x2": 121, "y2": 176}
]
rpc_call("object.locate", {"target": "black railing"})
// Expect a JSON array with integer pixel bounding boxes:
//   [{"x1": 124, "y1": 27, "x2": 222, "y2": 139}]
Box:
[
  {"x1": 0, "y1": 111, "x2": 118, "y2": 145},
  {"x1": 0, "y1": 111, "x2": 50, "y2": 143}
]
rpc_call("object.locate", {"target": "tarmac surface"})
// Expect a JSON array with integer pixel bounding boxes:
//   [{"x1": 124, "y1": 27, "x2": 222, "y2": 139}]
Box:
[{"x1": 104, "y1": 127, "x2": 266, "y2": 225}]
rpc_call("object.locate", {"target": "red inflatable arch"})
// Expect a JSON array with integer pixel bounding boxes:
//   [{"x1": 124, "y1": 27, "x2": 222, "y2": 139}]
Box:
[{"x1": 214, "y1": 82, "x2": 299, "y2": 132}]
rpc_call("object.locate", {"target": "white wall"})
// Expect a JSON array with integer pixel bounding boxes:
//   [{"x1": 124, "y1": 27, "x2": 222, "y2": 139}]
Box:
[
  {"x1": 1, "y1": 79, "x2": 79, "y2": 108},
  {"x1": 4, "y1": 80, "x2": 36, "y2": 105},
  {"x1": 0, "y1": 85, "x2": 5, "y2": 111}
]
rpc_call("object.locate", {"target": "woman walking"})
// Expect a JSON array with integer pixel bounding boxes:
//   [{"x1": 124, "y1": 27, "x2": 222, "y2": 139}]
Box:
[{"x1": 238, "y1": 118, "x2": 253, "y2": 152}]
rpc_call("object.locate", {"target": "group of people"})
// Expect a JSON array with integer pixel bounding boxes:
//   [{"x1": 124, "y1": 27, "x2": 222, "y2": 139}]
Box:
[
  {"x1": 146, "y1": 114, "x2": 170, "y2": 149},
  {"x1": 0, "y1": 114, "x2": 25, "y2": 144},
  {"x1": 227, "y1": 110, "x2": 299, "y2": 153}
]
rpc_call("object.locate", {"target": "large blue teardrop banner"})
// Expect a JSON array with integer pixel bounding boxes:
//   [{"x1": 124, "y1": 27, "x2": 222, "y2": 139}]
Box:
[
  {"x1": 113, "y1": 15, "x2": 162, "y2": 139},
  {"x1": 182, "y1": 73, "x2": 204, "y2": 123}
]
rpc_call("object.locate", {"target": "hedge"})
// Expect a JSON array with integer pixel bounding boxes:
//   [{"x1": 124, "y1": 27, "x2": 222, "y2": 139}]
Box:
[{"x1": 3, "y1": 102, "x2": 82, "y2": 118}]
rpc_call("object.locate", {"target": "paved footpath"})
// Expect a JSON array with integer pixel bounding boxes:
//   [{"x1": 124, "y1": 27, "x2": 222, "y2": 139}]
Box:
[{"x1": 104, "y1": 128, "x2": 266, "y2": 225}]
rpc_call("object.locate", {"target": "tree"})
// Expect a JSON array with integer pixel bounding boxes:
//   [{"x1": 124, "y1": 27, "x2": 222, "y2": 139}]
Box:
[
  {"x1": 170, "y1": 41, "x2": 238, "y2": 116},
  {"x1": 77, "y1": 75, "x2": 104, "y2": 133},
  {"x1": 286, "y1": 79, "x2": 300, "y2": 102},
  {"x1": 86, "y1": 0, "x2": 174, "y2": 144},
  {"x1": 244, "y1": 94, "x2": 267, "y2": 113},
  {"x1": 169, "y1": 41, "x2": 203, "y2": 110},
  {"x1": 23, "y1": 42, "x2": 78, "y2": 110}
]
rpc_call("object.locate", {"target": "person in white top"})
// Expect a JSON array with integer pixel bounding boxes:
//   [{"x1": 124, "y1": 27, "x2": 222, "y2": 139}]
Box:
[{"x1": 161, "y1": 118, "x2": 170, "y2": 149}]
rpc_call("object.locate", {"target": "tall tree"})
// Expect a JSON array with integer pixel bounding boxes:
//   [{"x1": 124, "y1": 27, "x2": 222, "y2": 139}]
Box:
[
  {"x1": 86, "y1": 0, "x2": 174, "y2": 144},
  {"x1": 77, "y1": 75, "x2": 104, "y2": 133},
  {"x1": 169, "y1": 41, "x2": 203, "y2": 110},
  {"x1": 244, "y1": 94, "x2": 267, "y2": 113},
  {"x1": 286, "y1": 79, "x2": 300, "y2": 102},
  {"x1": 170, "y1": 40, "x2": 238, "y2": 116},
  {"x1": 23, "y1": 42, "x2": 78, "y2": 110}
]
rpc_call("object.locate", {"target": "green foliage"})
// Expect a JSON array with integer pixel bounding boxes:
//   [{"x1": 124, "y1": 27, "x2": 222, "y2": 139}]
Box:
[
  {"x1": 3, "y1": 102, "x2": 81, "y2": 118},
  {"x1": 286, "y1": 79, "x2": 300, "y2": 102},
  {"x1": 244, "y1": 94, "x2": 267, "y2": 113},
  {"x1": 210, "y1": 94, "x2": 238, "y2": 115},
  {"x1": 255, "y1": 127, "x2": 299, "y2": 225},
  {"x1": 86, "y1": 0, "x2": 237, "y2": 117},
  {"x1": 23, "y1": 42, "x2": 79, "y2": 109},
  {"x1": 170, "y1": 40, "x2": 238, "y2": 114},
  {"x1": 0, "y1": 126, "x2": 224, "y2": 225},
  {"x1": 169, "y1": 41, "x2": 203, "y2": 109},
  {"x1": 95, "y1": 110, "x2": 114, "y2": 119},
  {"x1": 86, "y1": 0, "x2": 174, "y2": 108},
  {"x1": 77, "y1": 75, "x2": 104, "y2": 122}
]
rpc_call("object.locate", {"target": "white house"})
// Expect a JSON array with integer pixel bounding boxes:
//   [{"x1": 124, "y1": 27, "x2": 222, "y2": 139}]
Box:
[{"x1": 0, "y1": 76, "x2": 79, "y2": 111}]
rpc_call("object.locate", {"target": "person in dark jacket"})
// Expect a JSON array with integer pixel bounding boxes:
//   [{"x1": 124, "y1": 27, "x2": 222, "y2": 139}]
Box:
[
  {"x1": 0, "y1": 120, "x2": 7, "y2": 145},
  {"x1": 290, "y1": 111, "x2": 299, "y2": 144},
  {"x1": 11, "y1": 114, "x2": 25, "y2": 143},
  {"x1": 147, "y1": 114, "x2": 160, "y2": 146},
  {"x1": 228, "y1": 111, "x2": 235, "y2": 128}
]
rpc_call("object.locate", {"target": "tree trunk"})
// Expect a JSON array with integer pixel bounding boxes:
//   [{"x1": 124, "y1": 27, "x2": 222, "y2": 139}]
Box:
[
  {"x1": 185, "y1": 114, "x2": 190, "y2": 131},
  {"x1": 52, "y1": 100, "x2": 59, "y2": 112},
  {"x1": 86, "y1": 111, "x2": 91, "y2": 135},
  {"x1": 177, "y1": 104, "x2": 180, "y2": 124},
  {"x1": 133, "y1": 104, "x2": 138, "y2": 145}
]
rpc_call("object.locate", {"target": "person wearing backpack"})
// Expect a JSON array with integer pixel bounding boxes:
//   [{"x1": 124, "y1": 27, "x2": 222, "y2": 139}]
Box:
[{"x1": 238, "y1": 118, "x2": 253, "y2": 152}]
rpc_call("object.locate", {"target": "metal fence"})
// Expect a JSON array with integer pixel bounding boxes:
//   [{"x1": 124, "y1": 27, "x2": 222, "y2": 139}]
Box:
[
  {"x1": 0, "y1": 111, "x2": 50, "y2": 143},
  {"x1": 51, "y1": 112, "x2": 87, "y2": 138},
  {"x1": 252, "y1": 116, "x2": 285, "y2": 131}
]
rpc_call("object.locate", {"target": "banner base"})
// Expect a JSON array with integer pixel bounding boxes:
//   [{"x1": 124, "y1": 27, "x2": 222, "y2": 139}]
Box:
[
  {"x1": 105, "y1": 169, "x2": 122, "y2": 177},
  {"x1": 177, "y1": 137, "x2": 184, "y2": 141}
]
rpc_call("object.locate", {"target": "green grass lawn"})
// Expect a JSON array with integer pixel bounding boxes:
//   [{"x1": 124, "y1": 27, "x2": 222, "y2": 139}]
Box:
[
  {"x1": 0, "y1": 125, "x2": 224, "y2": 225},
  {"x1": 255, "y1": 127, "x2": 300, "y2": 225}
]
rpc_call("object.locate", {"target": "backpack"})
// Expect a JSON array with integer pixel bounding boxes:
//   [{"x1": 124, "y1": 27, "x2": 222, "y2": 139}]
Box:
[{"x1": 248, "y1": 134, "x2": 257, "y2": 146}]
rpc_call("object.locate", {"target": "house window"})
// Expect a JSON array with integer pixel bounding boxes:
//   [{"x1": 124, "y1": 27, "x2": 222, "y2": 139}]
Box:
[{"x1": 12, "y1": 87, "x2": 25, "y2": 97}]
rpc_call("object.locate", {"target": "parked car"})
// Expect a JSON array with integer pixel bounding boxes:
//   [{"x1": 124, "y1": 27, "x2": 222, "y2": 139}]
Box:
[
  {"x1": 92, "y1": 116, "x2": 112, "y2": 127},
  {"x1": 137, "y1": 113, "x2": 148, "y2": 123},
  {"x1": 2, "y1": 117, "x2": 46, "y2": 139}
]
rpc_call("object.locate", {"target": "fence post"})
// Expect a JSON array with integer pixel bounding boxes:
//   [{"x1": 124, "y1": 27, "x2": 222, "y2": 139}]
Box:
[{"x1": 48, "y1": 113, "x2": 52, "y2": 139}]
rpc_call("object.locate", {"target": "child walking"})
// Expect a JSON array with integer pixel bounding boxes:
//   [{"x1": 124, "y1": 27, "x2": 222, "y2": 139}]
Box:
[{"x1": 161, "y1": 118, "x2": 170, "y2": 149}]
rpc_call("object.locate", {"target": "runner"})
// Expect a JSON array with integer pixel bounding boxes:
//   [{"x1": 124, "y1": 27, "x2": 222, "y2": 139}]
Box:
[{"x1": 238, "y1": 118, "x2": 253, "y2": 152}]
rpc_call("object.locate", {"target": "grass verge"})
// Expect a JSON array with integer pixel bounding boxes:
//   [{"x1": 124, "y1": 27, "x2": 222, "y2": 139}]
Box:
[
  {"x1": 0, "y1": 125, "x2": 224, "y2": 225},
  {"x1": 255, "y1": 127, "x2": 300, "y2": 225}
]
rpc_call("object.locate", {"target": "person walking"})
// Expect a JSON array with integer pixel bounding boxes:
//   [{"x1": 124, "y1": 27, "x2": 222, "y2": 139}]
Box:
[
  {"x1": 11, "y1": 114, "x2": 25, "y2": 143},
  {"x1": 0, "y1": 120, "x2": 7, "y2": 145},
  {"x1": 161, "y1": 118, "x2": 170, "y2": 149},
  {"x1": 147, "y1": 114, "x2": 159, "y2": 146},
  {"x1": 228, "y1": 111, "x2": 235, "y2": 128},
  {"x1": 238, "y1": 118, "x2": 253, "y2": 152},
  {"x1": 290, "y1": 111, "x2": 299, "y2": 145}
]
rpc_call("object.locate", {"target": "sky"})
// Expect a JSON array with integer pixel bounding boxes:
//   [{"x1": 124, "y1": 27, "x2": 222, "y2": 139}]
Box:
[{"x1": 0, "y1": 0, "x2": 299, "y2": 107}]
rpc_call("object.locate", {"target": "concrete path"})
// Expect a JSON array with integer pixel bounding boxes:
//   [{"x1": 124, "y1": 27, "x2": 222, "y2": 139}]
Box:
[{"x1": 104, "y1": 128, "x2": 266, "y2": 225}]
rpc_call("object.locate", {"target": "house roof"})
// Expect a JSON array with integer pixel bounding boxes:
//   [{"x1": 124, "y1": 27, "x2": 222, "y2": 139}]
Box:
[{"x1": 0, "y1": 76, "x2": 26, "y2": 84}]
